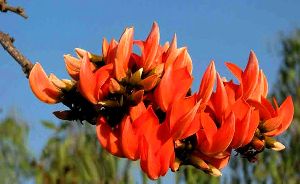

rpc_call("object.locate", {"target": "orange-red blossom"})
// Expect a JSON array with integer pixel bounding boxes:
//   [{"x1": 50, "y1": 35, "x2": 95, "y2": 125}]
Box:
[{"x1": 28, "y1": 22, "x2": 294, "y2": 179}]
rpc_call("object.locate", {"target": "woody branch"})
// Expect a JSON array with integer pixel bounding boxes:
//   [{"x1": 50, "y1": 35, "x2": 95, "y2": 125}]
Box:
[
  {"x1": 0, "y1": 0, "x2": 33, "y2": 77},
  {"x1": 0, "y1": 0, "x2": 28, "y2": 19},
  {"x1": 0, "y1": 31, "x2": 34, "y2": 77}
]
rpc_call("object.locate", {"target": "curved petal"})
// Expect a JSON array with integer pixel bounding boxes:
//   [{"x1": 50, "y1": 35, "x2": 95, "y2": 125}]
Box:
[
  {"x1": 225, "y1": 62, "x2": 242, "y2": 82},
  {"x1": 114, "y1": 27, "x2": 134, "y2": 81},
  {"x1": 139, "y1": 74, "x2": 160, "y2": 91},
  {"x1": 247, "y1": 99, "x2": 272, "y2": 120},
  {"x1": 167, "y1": 95, "x2": 201, "y2": 140},
  {"x1": 230, "y1": 109, "x2": 251, "y2": 148},
  {"x1": 200, "y1": 112, "x2": 235, "y2": 156},
  {"x1": 154, "y1": 65, "x2": 193, "y2": 111},
  {"x1": 173, "y1": 47, "x2": 193, "y2": 74},
  {"x1": 64, "y1": 54, "x2": 81, "y2": 80},
  {"x1": 265, "y1": 96, "x2": 294, "y2": 136},
  {"x1": 211, "y1": 73, "x2": 229, "y2": 120},
  {"x1": 243, "y1": 109, "x2": 259, "y2": 146},
  {"x1": 120, "y1": 116, "x2": 139, "y2": 160},
  {"x1": 140, "y1": 136, "x2": 160, "y2": 180},
  {"x1": 164, "y1": 34, "x2": 179, "y2": 69},
  {"x1": 96, "y1": 117, "x2": 124, "y2": 157},
  {"x1": 139, "y1": 120, "x2": 174, "y2": 180},
  {"x1": 262, "y1": 116, "x2": 282, "y2": 133},
  {"x1": 79, "y1": 53, "x2": 112, "y2": 104},
  {"x1": 197, "y1": 61, "x2": 216, "y2": 103},
  {"x1": 199, "y1": 112, "x2": 217, "y2": 146},
  {"x1": 102, "y1": 37, "x2": 109, "y2": 58},
  {"x1": 105, "y1": 39, "x2": 118, "y2": 64},
  {"x1": 249, "y1": 70, "x2": 268, "y2": 102},
  {"x1": 242, "y1": 51, "x2": 259, "y2": 99},
  {"x1": 129, "y1": 102, "x2": 146, "y2": 121},
  {"x1": 29, "y1": 63, "x2": 61, "y2": 104},
  {"x1": 142, "y1": 22, "x2": 160, "y2": 71}
]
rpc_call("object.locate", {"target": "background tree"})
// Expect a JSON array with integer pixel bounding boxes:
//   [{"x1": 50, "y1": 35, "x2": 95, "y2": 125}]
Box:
[
  {"x1": 33, "y1": 121, "x2": 133, "y2": 184},
  {"x1": 0, "y1": 112, "x2": 33, "y2": 184}
]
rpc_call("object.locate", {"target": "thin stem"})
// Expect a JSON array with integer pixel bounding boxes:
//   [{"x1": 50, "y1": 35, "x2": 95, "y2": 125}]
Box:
[
  {"x1": 0, "y1": 31, "x2": 34, "y2": 78},
  {"x1": 0, "y1": 0, "x2": 28, "y2": 19}
]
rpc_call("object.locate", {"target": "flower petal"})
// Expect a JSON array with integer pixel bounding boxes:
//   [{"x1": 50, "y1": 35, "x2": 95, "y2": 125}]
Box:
[
  {"x1": 79, "y1": 53, "x2": 112, "y2": 104},
  {"x1": 29, "y1": 63, "x2": 61, "y2": 104},
  {"x1": 64, "y1": 54, "x2": 81, "y2": 80},
  {"x1": 114, "y1": 27, "x2": 134, "y2": 81},
  {"x1": 96, "y1": 117, "x2": 124, "y2": 157},
  {"x1": 265, "y1": 96, "x2": 294, "y2": 136},
  {"x1": 154, "y1": 65, "x2": 193, "y2": 111},
  {"x1": 197, "y1": 61, "x2": 216, "y2": 103},
  {"x1": 242, "y1": 51, "x2": 259, "y2": 99},
  {"x1": 120, "y1": 116, "x2": 139, "y2": 160}
]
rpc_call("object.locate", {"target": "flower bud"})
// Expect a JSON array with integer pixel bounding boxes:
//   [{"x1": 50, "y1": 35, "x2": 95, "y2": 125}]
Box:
[
  {"x1": 174, "y1": 140, "x2": 185, "y2": 149},
  {"x1": 171, "y1": 158, "x2": 181, "y2": 172},
  {"x1": 189, "y1": 154, "x2": 209, "y2": 170},
  {"x1": 98, "y1": 100, "x2": 120, "y2": 107},
  {"x1": 129, "y1": 90, "x2": 144, "y2": 105},
  {"x1": 139, "y1": 74, "x2": 160, "y2": 91},
  {"x1": 206, "y1": 165, "x2": 222, "y2": 177},
  {"x1": 129, "y1": 68, "x2": 143, "y2": 84},
  {"x1": 251, "y1": 136, "x2": 265, "y2": 151},
  {"x1": 75, "y1": 48, "x2": 103, "y2": 62},
  {"x1": 149, "y1": 63, "x2": 164, "y2": 77},
  {"x1": 53, "y1": 110, "x2": 73, "y2": 120},
  {"x1": 49, "y1": 74, "x2": 74, "y2": 91},
  {"x1": 109, "y1": 78, "x2": 125, "y2": 94},
  {"x1": 265, "y1": 136, "x2": 285, "y2": 151}
]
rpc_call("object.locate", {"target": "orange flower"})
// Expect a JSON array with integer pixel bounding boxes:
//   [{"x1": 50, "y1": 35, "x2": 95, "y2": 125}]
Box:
[
  {"x1": 197, "y1": 61, "x2": 216, "y2": 103},
  {"x1": 96, "y1": 116, "x2": 125, "y2": 157},
  {"x1": 29, "y1": 63, "x2": 62, "y2": 104},
  {"x1": 120, "y1": 102, "x2": 146, "y2": 160},
  {"x1": 96, "y1": 102, "x2": 146, "y2": 158},
  {"x1": 134, "y1": 22, "x2": 161, "y2": 72},
  {"x1": 228, "y1": 99, "x2": 260, "y2": 148},
  {"x1": 154, "y1": 62, "x2": 193, "y2": 111},
  {"x1": 27, "y1": 22, "x2": 296, "y2": 180},
  {"x1": 249, "y1": 96, "x2": 294, "y2": 137},
  {"x1": 225, "y1": 51, "x2": 261, "y2": 100},
  {"x1": 166, "y1": 94, "x2": 201, "y2": 140},
  {"x1": 197, "y1": 111, "x2": 235, "y2": 156},
  {"x1": 64, "y1": 54, "x2": 81, "y2": 81},
  {"x1": 192, "y1": 81, "x2": 235, "y2": 173},
  {"x1": 102, "y1": 27, "x2": 134, "y2": 81},
  {"x1": 163, "y1": 35, "x2": 192, "y2": 74},
  {"x1": 78, "y1": 53, "x2": 113, "y2": 104},
  {"x1": 138, "y1": 107, "x2": 174, "y2": 180}
]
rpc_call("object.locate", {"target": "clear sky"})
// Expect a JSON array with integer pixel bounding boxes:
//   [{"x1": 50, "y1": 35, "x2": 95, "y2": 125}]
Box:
[{"x1": 1, "y1": 0, "x2": 300, "y2": 182}]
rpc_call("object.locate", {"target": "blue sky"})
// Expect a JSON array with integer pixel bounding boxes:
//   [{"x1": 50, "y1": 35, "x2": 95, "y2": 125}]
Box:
[{"x1": 1, "y1": 0, "x2": 300, "y2": 182}]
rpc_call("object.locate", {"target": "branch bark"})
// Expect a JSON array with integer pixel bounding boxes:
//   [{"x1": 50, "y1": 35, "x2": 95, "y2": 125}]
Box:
[
  {"x1": 0, "y1": 0, "x2": 28, "y2": 19},
  {"x1": 0, "y1": 31, "x2": 34, "y2": 78}
]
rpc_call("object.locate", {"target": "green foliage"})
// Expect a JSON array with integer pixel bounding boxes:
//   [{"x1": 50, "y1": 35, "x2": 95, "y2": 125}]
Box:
[
  {"x1": 0, "y1": 115, "x2": 33, "y2": 184},
  {"x1": 0, "y1": 115, "x2": 134, "y2": 184},
  {"x1": 33, "y1": 121, "x2": 133, "y2": 184}
]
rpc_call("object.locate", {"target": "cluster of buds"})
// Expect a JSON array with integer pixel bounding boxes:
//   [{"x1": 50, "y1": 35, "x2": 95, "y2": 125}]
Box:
[{"x1": 28, "y1": 22, "x2": 294, "y2": 179}]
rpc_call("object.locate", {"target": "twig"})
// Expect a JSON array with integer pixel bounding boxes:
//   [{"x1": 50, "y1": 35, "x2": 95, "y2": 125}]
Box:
[
  {"x1": 0, "y1": 31, "x2": 34, "y2": 78},
  {"x1": 0, "y1": 0, "x2": 28, "y2": 19}
]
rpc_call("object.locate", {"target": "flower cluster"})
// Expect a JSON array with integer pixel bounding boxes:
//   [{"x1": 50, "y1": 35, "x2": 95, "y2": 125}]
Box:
[{"x1": 29, "y1": 22, "x2": 294, "y2": 179}]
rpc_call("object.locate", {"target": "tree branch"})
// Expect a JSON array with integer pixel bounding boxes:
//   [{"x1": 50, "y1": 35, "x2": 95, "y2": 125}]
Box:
[
  {"x1": 0, "y1": 0, "x2": 28, "y2": 19},
  {"x1": 0, "y1": 31, "x2": 34, "y2": 78}
]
